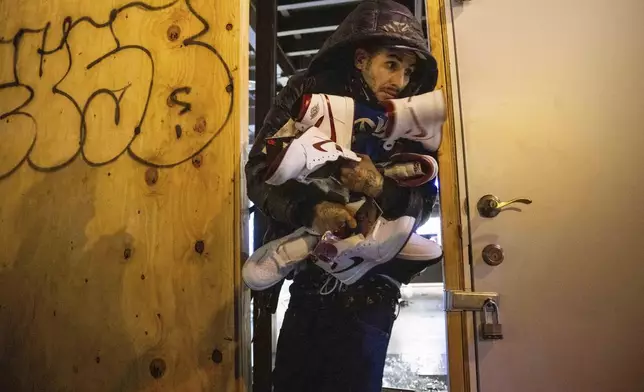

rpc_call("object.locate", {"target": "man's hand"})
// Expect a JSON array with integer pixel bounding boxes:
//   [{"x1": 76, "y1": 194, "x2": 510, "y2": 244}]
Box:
[
  {"x1": 312, "y1": 201, "x2": 357, "y2": 235},
  {"x1": 339, "y1": 154, "x2": 384, "y2": 198}
]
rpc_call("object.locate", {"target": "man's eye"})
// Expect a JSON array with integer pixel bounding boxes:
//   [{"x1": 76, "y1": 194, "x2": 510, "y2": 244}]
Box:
[
  {"x1": 405, "y1": 68, "x2": 414, "y2": 77},
  {"x1": 386, "y1": 62, "x2": 398, "y2": 70}
]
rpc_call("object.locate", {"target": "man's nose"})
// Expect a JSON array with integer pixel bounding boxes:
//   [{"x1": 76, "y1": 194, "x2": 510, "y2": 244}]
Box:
[{"x1": 390, "y1": 70, "x2": 406, "y2": 89}]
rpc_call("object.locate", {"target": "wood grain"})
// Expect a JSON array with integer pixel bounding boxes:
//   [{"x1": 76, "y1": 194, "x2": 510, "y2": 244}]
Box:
[
  {"x1": 0, "y1": 0, "x2": 247, "y2": 391},
  {"x1": 426, "y1": 0, "x2": 471, "y2": 391}
]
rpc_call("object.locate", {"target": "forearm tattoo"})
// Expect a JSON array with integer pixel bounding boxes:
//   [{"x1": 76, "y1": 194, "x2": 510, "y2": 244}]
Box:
[
  {"x1": 345, "y1": 167, "x2": 382, "y2": 197},
  {"x1": 361, "y1": 170, "x2": 383, "y2": 197}
]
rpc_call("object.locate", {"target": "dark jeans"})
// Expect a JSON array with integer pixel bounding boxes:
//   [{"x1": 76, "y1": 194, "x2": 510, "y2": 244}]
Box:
[{"x1": 272, "y1": 273, "x2": 399, "y2": 392}]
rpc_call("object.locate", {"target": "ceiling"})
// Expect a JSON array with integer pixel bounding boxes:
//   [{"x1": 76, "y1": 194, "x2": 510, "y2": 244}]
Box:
[
  {"x1": 250, "y1": 0, "x2": 427, "y2": 84},
  {"x1": 278, "y1": 0, "x2": 425, "y2": 74}
]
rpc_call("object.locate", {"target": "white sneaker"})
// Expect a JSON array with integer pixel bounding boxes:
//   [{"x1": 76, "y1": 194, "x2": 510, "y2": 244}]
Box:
[
  {"x1": 264, "y1": 126, "x2": 361, "y2": 186},
  {"x1": 295, "y1": 93, "x2": 355, "y2": 149},
  {"x1": 376, "y1": 90, "x2": 446, "y2": 151},
  {"x1": 242, "y1": 227, "x2": 318, "y2": 291},
  {"x1": 242, "y1": 222, "x2": 441, "y2": 290},
  {"x1": 397, "y1": 234, "x2": 443, "y2": 261},
  {"x1": 311, "y1": 216, "x2": 416, "y2": 285}
]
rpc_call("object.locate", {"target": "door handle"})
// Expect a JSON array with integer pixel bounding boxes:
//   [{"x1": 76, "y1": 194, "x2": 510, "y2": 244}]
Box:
[{"x1": 477, "y1": 194, "x2": 532, "y2": 218}]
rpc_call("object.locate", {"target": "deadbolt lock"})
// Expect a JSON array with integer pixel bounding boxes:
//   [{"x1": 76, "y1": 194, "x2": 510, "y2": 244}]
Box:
[{"x1": 482, "y1": 244, "x2": 504, "y2": 266}]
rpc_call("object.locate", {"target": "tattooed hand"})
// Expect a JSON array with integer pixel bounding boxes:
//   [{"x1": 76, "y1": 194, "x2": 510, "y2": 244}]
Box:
[
  {"x1": 311, "y1": 201, "x2": 358, "y2": 235},
  {"x1": 339, "y1": 154, "x2": 384, "y2": 198}
]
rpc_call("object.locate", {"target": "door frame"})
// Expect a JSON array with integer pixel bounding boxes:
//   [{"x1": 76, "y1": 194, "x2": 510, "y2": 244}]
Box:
[
  {"x1": 425, "y1": 1, "x2": 476, "y2": 391},
  {"x1": 236, "y1": 2, "x2": 252, "y2": 391},
  {"x1": 239, "y1": 1, "x2": 476, "y2": 390}
]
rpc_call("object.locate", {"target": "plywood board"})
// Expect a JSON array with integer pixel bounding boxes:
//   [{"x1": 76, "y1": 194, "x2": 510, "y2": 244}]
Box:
[{"x1": 0, "y1": 0, "x2": 247, "y2": 390}]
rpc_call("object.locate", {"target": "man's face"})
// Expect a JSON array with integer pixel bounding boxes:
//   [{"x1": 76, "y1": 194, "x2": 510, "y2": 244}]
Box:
[{"x1": 355, "y1": 48, "x2": 417, "y2": 102}]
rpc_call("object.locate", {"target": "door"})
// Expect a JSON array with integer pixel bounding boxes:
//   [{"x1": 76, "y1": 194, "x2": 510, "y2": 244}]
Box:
[{"x1": 450, "y1": 0, "x2": 644, "y2": 391}]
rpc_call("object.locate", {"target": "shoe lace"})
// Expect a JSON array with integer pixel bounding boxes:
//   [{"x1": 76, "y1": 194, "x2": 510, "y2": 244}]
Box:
[{"x1": 319, "y1": 275, "x2": 345, "y2": 295}]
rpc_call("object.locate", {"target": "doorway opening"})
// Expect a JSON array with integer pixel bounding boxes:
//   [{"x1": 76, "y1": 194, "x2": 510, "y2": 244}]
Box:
[{"x1": 246, "y1": 1, "x2": 450, "y2": 391}]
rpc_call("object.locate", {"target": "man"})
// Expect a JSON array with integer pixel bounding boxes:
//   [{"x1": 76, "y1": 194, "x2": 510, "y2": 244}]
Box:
[{"x1": 245, "y1": 1, "x2": 442, "y2": 391}]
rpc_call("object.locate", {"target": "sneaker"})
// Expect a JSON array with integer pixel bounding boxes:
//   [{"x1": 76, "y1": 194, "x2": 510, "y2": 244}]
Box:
[
  {"x1": 380, "y1": 152, "x2": 439, "y2": 187},
  {"x1": 241, "y1": 222, "x2": 440, "y2": 290},
  {"x1": 295, "y1": 93, "x2": 355, "y2": 149},
  {"x1": 295, "y1": 91, "x2": 445, "y2": 152},
  {"x1": 377, "y1": 234, "x2": 443, "y2": 286},
  {"x1": 241, "y1": 227, "x2": 318, "y2": 291},
  {"x1": 376, "y1": 90, "x2": 446, "y2": 151},
  {"x1": 397, "y1": 234, "x2": 443, "y2": 261},
  {"x1": 311, "y1": 215, "x2": 417, "y2": 285},
  {"x1": 264, "y1": 126, "x2": 360, "y2": 186}
]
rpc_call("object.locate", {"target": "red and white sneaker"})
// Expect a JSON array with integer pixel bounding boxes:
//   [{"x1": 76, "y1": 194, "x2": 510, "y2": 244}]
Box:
[
  {"x1": 264, "y1": 126, "x2": 360, "y2": 186},
  {"x1": 376, "y1": 89, "x2": 446, "y2": 152},
  {"x1": 380, "y1": 152, "x2": 439, "y2": 187},
  {"x1": 295, "y1": 93, "x2": 355, "y2": 149},
  {"x1": 311, "y1": 216, "x2": 417, "y2": 285}
]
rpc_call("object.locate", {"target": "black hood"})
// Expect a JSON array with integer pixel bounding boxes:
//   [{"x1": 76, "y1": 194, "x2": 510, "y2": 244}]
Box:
[{"x1": 306, "y1": 0, "x2": 438, "y2": 98}]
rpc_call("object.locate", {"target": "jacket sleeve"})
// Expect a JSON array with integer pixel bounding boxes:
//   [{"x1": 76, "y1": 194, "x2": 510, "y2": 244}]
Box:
[
  {"x1": 376, "y1": 141, "x2": 439, "y2": 229},
  {"x1": 245, "y1": 72, "x2": 325, "y2": 228}
]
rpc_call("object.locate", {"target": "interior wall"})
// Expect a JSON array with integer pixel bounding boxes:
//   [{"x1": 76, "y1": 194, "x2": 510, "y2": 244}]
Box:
[{"x1": 0, "y1": 0, "x2": 247, "y2": 390}]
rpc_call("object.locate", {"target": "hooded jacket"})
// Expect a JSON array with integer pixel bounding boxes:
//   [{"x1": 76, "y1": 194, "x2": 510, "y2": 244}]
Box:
[{"x1": 246, "y1": 0, "x2": 439, "y2": 278}]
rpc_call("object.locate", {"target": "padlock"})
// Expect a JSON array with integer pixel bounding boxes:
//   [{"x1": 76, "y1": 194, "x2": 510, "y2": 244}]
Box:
[{"x1": 480, "y1": 299, "x2": 503, "y2": 340}]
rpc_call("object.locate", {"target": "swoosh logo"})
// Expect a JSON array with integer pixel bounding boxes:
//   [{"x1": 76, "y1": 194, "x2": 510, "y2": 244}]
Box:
[{"x1": 312, "y1": 139, "x2": 343, "y2": 153}]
